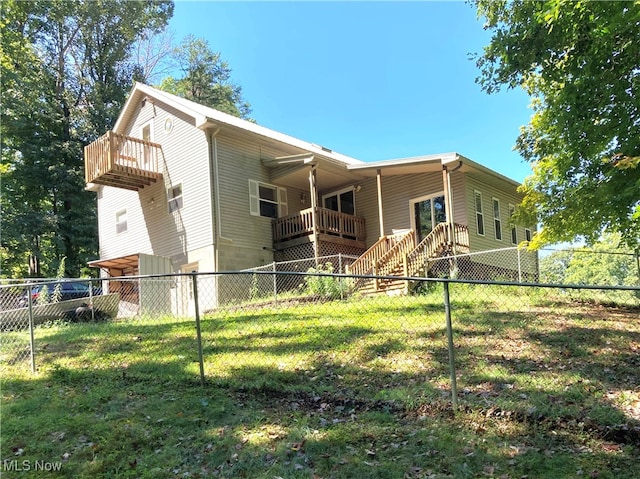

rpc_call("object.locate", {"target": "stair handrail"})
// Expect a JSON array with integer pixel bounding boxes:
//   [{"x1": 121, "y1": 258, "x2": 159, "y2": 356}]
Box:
[
  {"x1": 407, "y1": 223, "x2": 470, "y2": 276},
  {"x1": 375, "y1": 230, "x2": 417, "y2": 277},
  {"x1": 347, "y1": 231, "x2": 410, "y2": 276}
]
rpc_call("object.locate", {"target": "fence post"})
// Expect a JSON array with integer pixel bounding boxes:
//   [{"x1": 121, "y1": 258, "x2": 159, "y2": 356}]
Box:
[
  {"x1": 272, "y1": 261, "x2": 277, "y2": 303},
  {"x1": 191, "y1": 273, "x2": 205, "y2": 387},
  {"x1": 89, "y1": 279, "x2": 95, "y2": 322},
  {"x1": 443, "y1": 280, "x2": 458, "y2": 411},
  {"x1": 517, "y1": 247, "x2": 523, "y2": 283},
  {"x1": 27, "y1": 284, "x2": 36, "y2": 374}
]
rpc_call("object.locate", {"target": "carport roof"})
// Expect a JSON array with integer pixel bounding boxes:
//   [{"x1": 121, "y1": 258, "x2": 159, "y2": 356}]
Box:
[{"x1": 88, "y1": 254, "x2": 139, "y2": 273}]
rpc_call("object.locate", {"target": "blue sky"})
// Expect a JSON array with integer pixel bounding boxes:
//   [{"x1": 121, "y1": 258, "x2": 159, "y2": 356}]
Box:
[{"x1": 168, "y1": 1, "x2": 533, "y2": 182}]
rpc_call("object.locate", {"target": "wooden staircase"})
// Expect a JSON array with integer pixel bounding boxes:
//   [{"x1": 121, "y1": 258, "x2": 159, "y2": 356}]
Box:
[{"x1": 347, "y1": 223, "x2": 470, "y2": 294}]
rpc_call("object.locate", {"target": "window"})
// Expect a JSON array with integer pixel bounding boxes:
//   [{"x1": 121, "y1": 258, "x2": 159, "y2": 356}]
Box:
[
  {"x1": 168, "y1": 184, "x2": 183, "y2": 213},
  {"x1": 525, "y1": 228, "x2": 532, "y2": 243},
  {"x1": 249, "y1": 180, "x2": 288, "y2": 218},
  {"x1": 474, "y1": 191, "x2": 484, "y2": 236},
  {"x1": 493, "y1": 198, "x2": 502, "y2": 241},
  {"x1": 116, "y1": 209, "x2": 127, "y2": 234},
  {"x1": 323, "y1": 187, "x2": 355, "y2": 215},
  {"x1": 509, "y1": 204, "x2": 517, "y2": 245}
]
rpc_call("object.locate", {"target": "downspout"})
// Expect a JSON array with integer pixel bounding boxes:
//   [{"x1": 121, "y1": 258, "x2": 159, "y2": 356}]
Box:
[
  {"x1": 207, "y1": 127, "x2": 230, "y2": 273},
  {"x1": 376, "y1": 169, "x2": 385, "y2": 238}
]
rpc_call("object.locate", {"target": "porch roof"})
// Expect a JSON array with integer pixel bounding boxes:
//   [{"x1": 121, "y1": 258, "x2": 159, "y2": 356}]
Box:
[{"x1": 348, "y1": 152, "x2": 521, "y2": 188}]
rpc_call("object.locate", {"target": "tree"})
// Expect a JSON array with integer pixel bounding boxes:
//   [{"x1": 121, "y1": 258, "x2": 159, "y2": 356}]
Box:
[
  {"x1": 158, "y1": 35, "x2": 251, "y2": 119},
  {"x1": 540, "y1": 233, "x2": 639, "y2": 286},
  {"x1": 1, "y1": 0, "x2": 173, "y2": 277},
  {"x1": 474, "y1": 0, "x2": 640, "y2": 250}
]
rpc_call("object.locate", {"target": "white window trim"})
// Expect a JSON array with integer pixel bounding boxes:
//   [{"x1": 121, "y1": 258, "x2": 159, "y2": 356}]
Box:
[
  {"x1": 493, "y1": 197, "x2": 502, "y2": 241},
  {"x1": 322, "y1": 186, "x2": 356, "y2": 215},
  {"x1": 115, "y1": 209, "x2": 127, "y2": 234},
  {"x1": 474, "y1": 190, "x2": 485, "y2": 236},
  {"x1": 168, "y1": 183, "x2": 183, "y2": 213},
  {"x1": 249, "y1": 180, "x2": 288, "y2": 218}
]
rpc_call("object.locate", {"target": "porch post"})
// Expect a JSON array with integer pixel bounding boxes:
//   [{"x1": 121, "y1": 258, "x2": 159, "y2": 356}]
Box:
[
  {"x1": 309, "y1": 165, "x2": 319, "y2": 264},
  {"x1": 376, "y1": 169, "x2": 385, "y2": 238},
  {"x1": 442, "y1": 166, "x2": 452, "y2": 244},
  {"x1": 442, "y1": 164, "x2": 459, "y2": 277}
]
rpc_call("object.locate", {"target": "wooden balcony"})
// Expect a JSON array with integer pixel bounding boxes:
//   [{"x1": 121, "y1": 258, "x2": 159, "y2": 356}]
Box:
[
  {"x1": 273, "y1": 207, "x2": 366, "y2": 249},
  {"x1": 84, "y1": 131, "x2": 163, "y2": 191}
]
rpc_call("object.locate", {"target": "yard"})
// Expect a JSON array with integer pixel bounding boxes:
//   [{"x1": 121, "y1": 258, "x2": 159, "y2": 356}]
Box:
[{"x1": 1, "y1": 283, "x2": 639, "y2": 478}]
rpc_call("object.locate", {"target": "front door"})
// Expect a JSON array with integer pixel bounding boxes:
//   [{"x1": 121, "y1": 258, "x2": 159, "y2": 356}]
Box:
[{"x1": 411, "y1": 193, "x2": 446, "y2": 242}]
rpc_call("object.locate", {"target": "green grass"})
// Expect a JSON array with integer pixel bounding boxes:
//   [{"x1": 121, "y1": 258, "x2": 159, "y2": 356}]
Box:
[{"x1": 2, "y1": 285, "x2": 639, "y2": 478}]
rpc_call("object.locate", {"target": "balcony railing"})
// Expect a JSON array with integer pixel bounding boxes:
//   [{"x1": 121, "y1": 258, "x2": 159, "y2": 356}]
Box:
[
  {"x1": 273, "y1": 207, "x2": 366, "y2": 244},
  {"x1": 84, "y1": 131, "x2": 163, "y2": 191}
]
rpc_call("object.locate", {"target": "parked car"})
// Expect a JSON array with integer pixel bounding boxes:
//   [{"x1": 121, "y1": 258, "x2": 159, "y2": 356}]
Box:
[{"x1": 18, "y1": 280, "x2": 102, "y2": 307}]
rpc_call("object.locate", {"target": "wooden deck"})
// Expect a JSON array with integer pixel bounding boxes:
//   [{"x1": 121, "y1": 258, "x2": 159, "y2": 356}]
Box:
[
  {"x1": 273, "y1": 207, "x2": 366, "y2": 250},
  {"x1": 84, "y1": 131, "x2": 163, "y2": 191}
]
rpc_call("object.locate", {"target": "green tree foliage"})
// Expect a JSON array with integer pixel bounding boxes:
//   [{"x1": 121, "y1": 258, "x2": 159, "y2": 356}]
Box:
[
  {"x1": 158, "y1": 35, "x2": 251, "y2": 119},
  {"x1": 540, "y1": 234, "x2": 639, "y2": 286},
  {"x1": 1, "y1": 0, "x2": 173, "y2": 277},
  {"x1": 474, "y1": 0, "x2": 640, "y2": 249}
]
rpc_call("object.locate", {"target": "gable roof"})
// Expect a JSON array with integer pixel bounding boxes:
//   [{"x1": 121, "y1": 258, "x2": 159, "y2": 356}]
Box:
[
  {"x1": 114, "y1": 83, "x2": 364, "y2": 167},
  {"x1": 113, "y1": 83, "x2": 521, "y2": 189}
]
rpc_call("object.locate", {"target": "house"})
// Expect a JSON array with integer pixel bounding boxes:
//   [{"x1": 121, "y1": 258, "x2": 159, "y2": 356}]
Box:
[{"x1": 84, "y1": 83, "x2": 537, "y2": 310}]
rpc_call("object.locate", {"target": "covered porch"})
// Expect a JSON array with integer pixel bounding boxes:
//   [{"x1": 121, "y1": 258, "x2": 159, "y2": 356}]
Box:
[
  {"x1": 264, "y1": 153, "x2": 369, "y2": 260},
  {"x1": 273, "y1": 206, "x2": 366, "y2": 249}
]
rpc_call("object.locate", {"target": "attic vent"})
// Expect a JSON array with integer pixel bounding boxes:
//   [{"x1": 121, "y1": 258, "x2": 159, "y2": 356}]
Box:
[{"x1": 311, "y1": 143, "x2": 333, "y2": 153}]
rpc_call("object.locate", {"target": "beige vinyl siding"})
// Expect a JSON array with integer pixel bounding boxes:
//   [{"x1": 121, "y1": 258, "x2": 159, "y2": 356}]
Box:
[
  {"x1": 463, "y1": 174, "x2": 537, "y2": 276},
  {"x1": 354, "y1": 171, "x2": 467, "y2": 248},
  {"x1": 448, "y1": 170, "x2": 468, "y2": 227},
  {"x1": 214, "y1": 134, "x2": 301, "y2": 270},
  {"x1": 357, "y1": 172, "x2": 456, "y2": 244},
  {"x1": 354, "y1": 177, "x2": 382, "y2": 245},
  {"x1": 464, "y1": 175, "x2": 524, "y2": 252},
  {"x1": 97, "y1": 100, "x2": 214, "y2": 269}
]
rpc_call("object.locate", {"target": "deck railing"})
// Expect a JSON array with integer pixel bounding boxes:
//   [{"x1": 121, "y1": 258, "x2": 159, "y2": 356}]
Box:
[
  {"x1": 84, "y1": 131, "x2": 163, "y2": 190},
  {"x1": 407, "y1": 223, "x2": 470, "y2": 276},
  {"x1": 273, "y1": 207, "x2": 366, "y2": 244},
  {"x1": 347, "y1": 230, "x2": 413, "y2": 277}
]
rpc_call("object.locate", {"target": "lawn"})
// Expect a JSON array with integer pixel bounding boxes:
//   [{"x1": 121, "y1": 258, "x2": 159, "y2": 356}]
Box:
[{"x1": 1, "y1": 283, "x2": 639, "y2": 478}]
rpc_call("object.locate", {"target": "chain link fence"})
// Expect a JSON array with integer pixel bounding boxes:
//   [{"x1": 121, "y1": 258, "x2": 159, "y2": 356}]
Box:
[{"x1": 2, "y1": 250, "x2": 638, "y2": 407}]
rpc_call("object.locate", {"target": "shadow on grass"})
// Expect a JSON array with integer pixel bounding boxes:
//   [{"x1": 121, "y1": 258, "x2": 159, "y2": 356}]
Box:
[{"x1": 3, "y1": 353, "x2": 639, "y2": 478}]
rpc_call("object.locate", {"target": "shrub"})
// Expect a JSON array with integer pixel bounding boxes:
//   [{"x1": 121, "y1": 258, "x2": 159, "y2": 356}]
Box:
[{"x1": 303, "y1": 262, "x2": 351, "y2": 300}]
